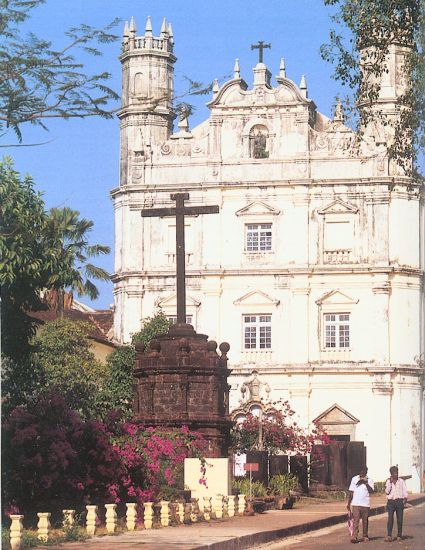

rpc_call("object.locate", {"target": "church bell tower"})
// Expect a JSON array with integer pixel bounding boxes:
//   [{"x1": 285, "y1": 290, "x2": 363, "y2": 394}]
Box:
[{"x1": 119, "y1": 16, "x2": 176, "y2": 186}]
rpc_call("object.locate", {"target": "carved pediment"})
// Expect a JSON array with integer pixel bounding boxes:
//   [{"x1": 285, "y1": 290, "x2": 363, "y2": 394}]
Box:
[
  {"x1": 233, "y1": 289, "x2": 280, "y2": 306},
  {"x1": 315, "y1": 289, "x2": 359, "y2": 306},
  {"x1": 235, "y1": 201, "x2": 280, "y2": 217},
  {"x1": 314, "y1": 404, "x2": 359, "y2": 425},
  {"x1": 274, "y1": 77, "x2": 311, "y2": 104},
  {"x1": 155, "y1": 294, "x2": 201, "y2": 308},
  {"x1": 206, "y1": 78, "x2": 249, "y2": 107},
  {"x1": 317, "y1": 199, "x2": 359, "y2": 215}
]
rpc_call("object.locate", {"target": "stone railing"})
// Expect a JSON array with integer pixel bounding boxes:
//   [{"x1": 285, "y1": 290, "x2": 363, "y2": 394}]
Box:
[
  {"x1": 323, "y1": 249, "x2": 352, "y2": 264},
  {"x1": 8, "y1": 495, "x2": 246, "y2": 549},
  {"x1": 241, "y1": 350, "x2": 274, "y2": 363}
]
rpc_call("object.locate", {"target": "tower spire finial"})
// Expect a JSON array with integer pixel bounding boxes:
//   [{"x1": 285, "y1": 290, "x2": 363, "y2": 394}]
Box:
[
  {"x1": 299, "y1": 74, "x2": 308, "y2": 97},
  {"x1": 129, "y1": 16, "x2": 137, "y2": 34},
  {"x1": 167, "y1": 22, "x2": 174, "y2": 42},
  {"x1": 233, "y1": 58, "x2": 240, "y2": 79},
  {"x1": 279, "y1": 57, "x2": 286, "y2": 78},
  {"x1": 161, "y1": 17, "x2": 168, "y2": 35},
  {"x1": 212, "y1": 78, "x2": 219, "y2": 96},
  {"x1": 145, "y1": 15, "x2": 153, "y2": 36}
]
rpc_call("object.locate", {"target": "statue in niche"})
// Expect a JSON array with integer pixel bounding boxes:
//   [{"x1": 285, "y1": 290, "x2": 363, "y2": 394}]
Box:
[{"x1": 250, "y1": 125, "x2": 269, "y2": 158}]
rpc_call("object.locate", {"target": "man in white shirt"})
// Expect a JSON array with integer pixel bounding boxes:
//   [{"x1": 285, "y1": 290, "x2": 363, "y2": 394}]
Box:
[
  {"x1": 347, "y1": 466, "x2": 374, "y2": 543},
  {"x1": 384, "y1": 466, "x2": 408, "y2": 542}
]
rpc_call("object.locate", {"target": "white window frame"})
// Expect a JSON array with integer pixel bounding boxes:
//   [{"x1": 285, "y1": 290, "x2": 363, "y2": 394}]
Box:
[
  {"x1": 243, "y1": 314, "x2": 272, "y2": 350},
  {"x1": 167, "y1": 314, "x2": 193, "y2": 325},
  {"x1": 323, "y1": 312, "x2": 350, "y2": 349},
  {"x1": 245, "y1": 223, "x2": 272, "y2": 252}
]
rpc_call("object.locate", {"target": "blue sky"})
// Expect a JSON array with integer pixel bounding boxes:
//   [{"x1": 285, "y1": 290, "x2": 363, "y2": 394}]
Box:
[{"x1": 7, "y1": 0, "x2": 346, "y2": 309}]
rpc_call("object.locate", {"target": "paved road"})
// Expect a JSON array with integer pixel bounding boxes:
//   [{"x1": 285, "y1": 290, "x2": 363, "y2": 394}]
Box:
[{"x1": 257, "y1": 503, "x2": 425, "y2": 550}]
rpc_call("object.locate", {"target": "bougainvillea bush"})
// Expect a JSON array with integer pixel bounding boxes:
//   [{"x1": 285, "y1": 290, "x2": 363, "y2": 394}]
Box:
[
  {"x1": 231, "y1": 400, "x2": 329, "y2": 455},
  {"x1": 2, "y1": 390, "x2": 207, "y2": 520},
  {"x1": 109, "y1": 421, "x2": 208, "y2": 503}
]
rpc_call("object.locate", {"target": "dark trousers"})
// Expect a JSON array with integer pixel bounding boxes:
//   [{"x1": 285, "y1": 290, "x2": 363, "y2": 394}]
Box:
[
  {"x1": 352, "y1": 505, "x2": 369, "y2": 539},
  {"x1": 387, "y1": 499, "x2": 404, "y2": 537}
]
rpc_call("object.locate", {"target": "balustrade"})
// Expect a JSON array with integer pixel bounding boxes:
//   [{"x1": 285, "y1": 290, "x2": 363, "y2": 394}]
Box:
[{"x1": 9, "y1": 493, "x2": 241, "y2": 547}]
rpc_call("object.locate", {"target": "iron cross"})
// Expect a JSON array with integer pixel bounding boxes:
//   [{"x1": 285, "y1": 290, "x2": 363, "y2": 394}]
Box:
[
  {"x1": 251, "y1": 41, "x2": 271, "y2": 63},
  {"x1": 141, "y1": 193, "x2": 219, "y2": 324}
]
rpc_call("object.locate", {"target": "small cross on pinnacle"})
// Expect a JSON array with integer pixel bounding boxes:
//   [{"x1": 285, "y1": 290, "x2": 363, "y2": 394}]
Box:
[{"x1": 251, "y1": 40, "x2": 271, "y2": 63}]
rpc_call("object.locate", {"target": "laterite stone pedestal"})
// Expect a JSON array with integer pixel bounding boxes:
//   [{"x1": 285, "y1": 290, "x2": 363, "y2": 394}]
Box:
[{"x1": 133, "y1": 323, "x2": 232, "y2": 457}]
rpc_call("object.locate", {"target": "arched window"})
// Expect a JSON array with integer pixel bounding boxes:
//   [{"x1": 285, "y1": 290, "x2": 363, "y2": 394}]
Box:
[{"x1": 249, "y1": 125, "x2": 269, "y2": 159}]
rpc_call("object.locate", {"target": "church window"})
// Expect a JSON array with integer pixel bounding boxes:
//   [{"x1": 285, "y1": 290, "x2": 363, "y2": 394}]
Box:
[
  {"x1": 324, "y1": 313, "x2": 350, "y2": 348},
  {"x1": 245, "y1": 223, "x2": 272, "y2": 252},
  {"x1": 249, "y1": 125, "x2": 269, "y2": 159},
  {"x1": 167, "y1": 314, "x2": 193, "y2": 325},
  {"x1": 323, "y1": 220, "x2": 354, "y2": 263},
  {"x1": 243, "y1": 314, "x2": 272, "y2": 349}
]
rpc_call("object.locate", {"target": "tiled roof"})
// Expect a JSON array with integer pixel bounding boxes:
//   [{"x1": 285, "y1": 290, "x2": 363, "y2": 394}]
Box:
[{"x1": 28, "y1": 308, "x2": 115, "y2": 345}]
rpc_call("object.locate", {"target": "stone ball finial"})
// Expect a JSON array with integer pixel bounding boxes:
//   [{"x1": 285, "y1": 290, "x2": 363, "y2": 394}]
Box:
[
  {"x1": 207, "y1": 340, "x2": 218, "y2": 353},
  {"x1": 179, "y1": 338, "x2": 190, "y2": 354},
  {"x1": 134, "y1": 341, "x2": 145, "y2": 353},
  {"x1": 219, "y1": 342, "x2": 230, "y2": 355},
  {"x1": 149, "y1": 339, "x2": 161, "y2": 353}
]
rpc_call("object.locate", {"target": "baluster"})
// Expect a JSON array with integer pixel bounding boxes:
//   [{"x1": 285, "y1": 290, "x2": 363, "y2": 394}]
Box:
[
  {"x1": 184, "y1": 502, "x2": 192, "y2": 523},
  {"x1": 126, "y1": 503, "x2": 137, "y2": 531},
  {"x1": 37, "y1": 512, "x2": 51, "y2": 542},
  {"x1": 190, "y1": 499, "x2": 198, "y2": 522},
  {"x1": 62, "y1": 509, "x2": 75, "y2": 528},
  {"x1": 227, "y1": 496, "x2": 236, "y2": 517},
  {"x1": 160, "y1": 501, "x2": 170, "y2": 527},
  {"x1": 177, "y1": 501, "x2": 184, "y2": 523},
  {"x1": 214, "y1": 495, "x2": 223, "y2": 519},
  {"x1": 9, "y1": 514, "x2": 24, "y2": 550},
  {"x1": 222, "y1": 496, "x2": 229, "y2": 517},
  {"x1": 105, "y1": 504, "x2": 117, "y2": 534},
  {"x1": 203, "y1": 497, "x2": 212, "y2": 521},
  {"x1": 86, "y1": 505, "x2": 98, "y2": 536},
  {"x1": 237, "y1": 494, "x2": 246, "y2": 514},
  {"x1": 144, "y1": 502, "x2": 153, "y2": 529}
]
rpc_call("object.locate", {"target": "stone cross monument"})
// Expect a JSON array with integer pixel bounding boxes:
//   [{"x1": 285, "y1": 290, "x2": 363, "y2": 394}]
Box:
[{"x1": 134, "y1": 193, "x2": 232, "y2": 457}]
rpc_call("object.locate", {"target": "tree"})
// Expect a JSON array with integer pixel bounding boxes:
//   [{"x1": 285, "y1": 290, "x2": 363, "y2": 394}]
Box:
[
  {"x1": 2, "y1": 392, "x2": 208, "y2": 516},
  {"x1": 0, "y1": 161, "x2": 111, "y2": 371},
  {"x1": 95, "y1": 346, "x2": 136, "y2": 421},
  {"x1": 231, "y1": 401, "x2": 329, "y2": 456},
  {"x1": 0, "y1": 0, "x2": 119, "y2": 143},
  {"x1": 2, "y1": 391, "x2": 126, "y2": 517},
  {"x1": 45, "y1": 207, "x2": 110, "y2": 315},
  {"x1": 93, "y1": 313, "x2": 172, "y2": 420},
  {"x1": 131, "y1": 310, "x2": 172, "y2": 350},
  {"x1": 321, "y1": 0, "x2": 424, "y2": 176},
  {"x1": 0, "y1": 158, "x2": 61, "y2": 360},
  {"x1": 30, "y1": 318, "x2": 106, "y2": 419}
]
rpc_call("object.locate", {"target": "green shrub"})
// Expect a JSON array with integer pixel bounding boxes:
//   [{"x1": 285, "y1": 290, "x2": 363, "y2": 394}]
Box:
[
  {"x1": 268, "y1": 473, "x2": 299, "y2": 495},
  {"x1": 233, "y1": 478, "x2": 267, "y2": 497}
]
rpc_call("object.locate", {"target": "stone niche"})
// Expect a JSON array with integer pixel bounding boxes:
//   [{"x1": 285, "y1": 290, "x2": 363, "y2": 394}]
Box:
[{"x1": 133, "y1": 323, "x2": 232, "y2": 457}]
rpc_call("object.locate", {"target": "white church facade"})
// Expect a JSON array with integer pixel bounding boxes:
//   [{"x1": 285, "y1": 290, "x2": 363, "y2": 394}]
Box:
[{"x1": 112, "y1": 16, "x2": 424, "y2": 491}]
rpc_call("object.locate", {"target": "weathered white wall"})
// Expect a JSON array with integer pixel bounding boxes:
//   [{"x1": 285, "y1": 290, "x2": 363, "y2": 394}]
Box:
[{"x1": 112, "y1": 22, "x2": 424, "y2": 492}]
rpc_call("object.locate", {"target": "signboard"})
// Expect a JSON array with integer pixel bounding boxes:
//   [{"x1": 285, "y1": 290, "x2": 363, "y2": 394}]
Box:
[{"x1": 244, "y1": 463, "x2": 259, "y2": 472}]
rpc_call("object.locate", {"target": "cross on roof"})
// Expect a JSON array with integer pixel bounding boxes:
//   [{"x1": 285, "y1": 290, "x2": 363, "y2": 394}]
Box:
[
  {"x1": 141, "y1": 193, "x2": 219, "y2": 324},
  {"x1": 251, "y1": 40, "x2": 271, "y2": 64}
]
